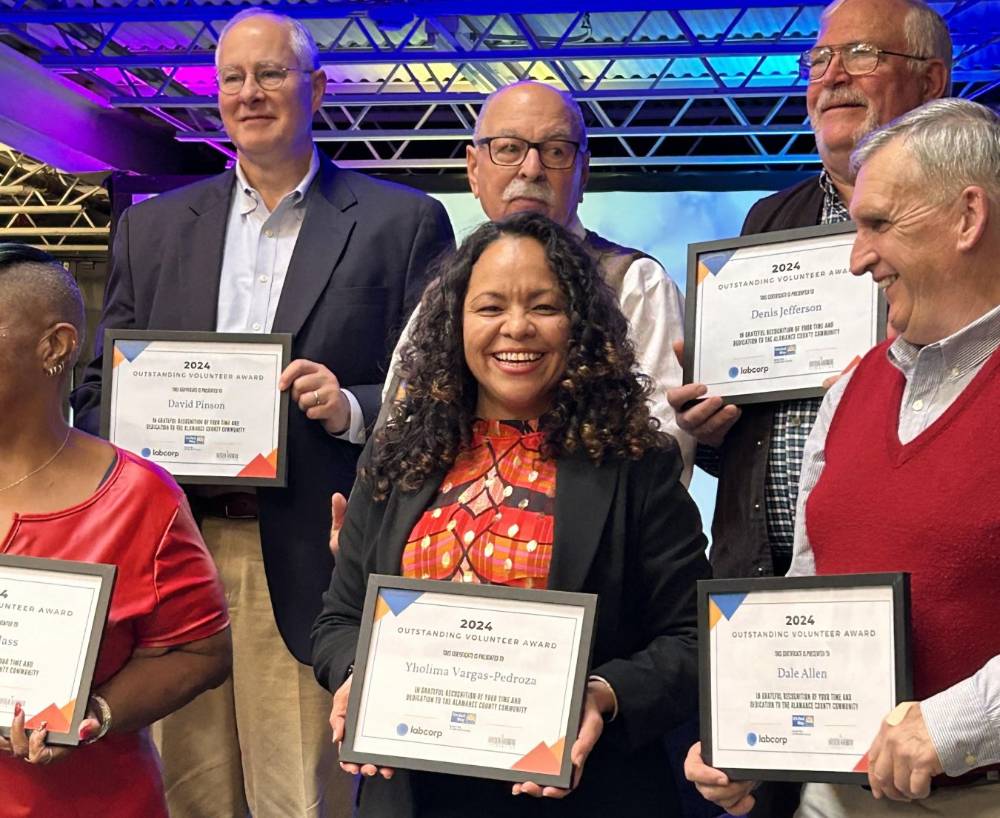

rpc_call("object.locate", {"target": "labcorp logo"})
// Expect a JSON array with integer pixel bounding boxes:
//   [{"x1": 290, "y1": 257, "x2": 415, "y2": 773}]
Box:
[
  {"x1": 141, "y1": 446, "x2": 179, "y2": 458},
  {"x1": 747, "y1": 731, "x2": 788, "y2": 746},
  {"x1": 728, "y1": 364, "x2": 770, "y2": 379},
  {"x1": 397, "y1": 722, "x2": 443, "y2": 740}
]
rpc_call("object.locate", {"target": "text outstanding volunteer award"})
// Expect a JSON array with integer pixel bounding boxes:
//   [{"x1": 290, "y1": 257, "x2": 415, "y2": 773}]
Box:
[
  {"x1": 0, "y1": 556, "x2": 115, "y2": 747},
  {"x1": 100, "y1": 330, "x2": 291, "y2": 486},
  {"x1": 698, "y1": 574, "x2": 911, "y2": 784},
  {"x1": 683, "y1": 223, "x2": 886, "y2": 405},
  {"x1": 341, "y1": 575, "x2": 597, "y2": 788}
]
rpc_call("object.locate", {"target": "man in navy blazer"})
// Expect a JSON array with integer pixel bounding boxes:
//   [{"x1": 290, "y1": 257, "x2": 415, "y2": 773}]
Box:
[{"x1": 71, "y1": 9, "x2": 453, "y2": 818}]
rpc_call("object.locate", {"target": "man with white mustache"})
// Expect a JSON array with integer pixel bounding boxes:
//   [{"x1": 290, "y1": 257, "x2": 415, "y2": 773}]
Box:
[
  {"x1": 666, "y1": 1, "x2": 950, "y2": 815},
  {"x1": 377, "y1": 80, "x2": 695, "y2": 483},
  {"x1": 668, "y1": 0, "x2": 951, "y2": 603}
]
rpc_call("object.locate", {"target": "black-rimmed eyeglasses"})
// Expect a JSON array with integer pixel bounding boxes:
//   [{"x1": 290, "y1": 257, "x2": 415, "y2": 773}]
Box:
[
  {"x1": 216, "y1": 65, "x2": 312, "y2": 95},
  {"x1": 475, "y1": 136, "x2": 582, "y2": 170},
  {"x1": 799, "y1": 42, "x2": 929, "y2": 82}
]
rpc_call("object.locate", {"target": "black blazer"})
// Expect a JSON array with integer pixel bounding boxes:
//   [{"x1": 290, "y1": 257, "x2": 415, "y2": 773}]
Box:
[
  {"x1": 71, "y1": 154, "x2": 455, "y2": 663},
  {"x1": 312, "y1": 443, "x2": 711, "y2": 817}
]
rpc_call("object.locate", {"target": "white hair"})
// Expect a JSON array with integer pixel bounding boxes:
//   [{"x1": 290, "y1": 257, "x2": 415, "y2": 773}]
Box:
[
  {"x1": 851, "y1": 98, "x2": 1000, "y2": 201},
  {"x1": 216, "y1": 9, "x2": 319, "y2": 71},
  {"x1": 821, "y1": 0, "x2": 953, "y2": 94}
]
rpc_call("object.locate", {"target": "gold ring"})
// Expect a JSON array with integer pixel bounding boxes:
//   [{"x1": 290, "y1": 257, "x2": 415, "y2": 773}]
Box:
[{"x1": 313, "y1": 390, "x2": 322, "y2": 407}]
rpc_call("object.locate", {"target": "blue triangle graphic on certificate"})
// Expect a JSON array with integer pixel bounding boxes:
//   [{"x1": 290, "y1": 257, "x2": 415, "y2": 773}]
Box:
[
  {"x1": 711, "y1": 593, "x2": 748, "y2": 620},
  {"x1": 380, "y1": 589, "x2": 422, "y2": 617},
  {"x1": 700, "y1": 250, "x2": 735, "y2": 276},
  {"x1": 117, "y1": 340, "x2": 150, "y2": 362}
]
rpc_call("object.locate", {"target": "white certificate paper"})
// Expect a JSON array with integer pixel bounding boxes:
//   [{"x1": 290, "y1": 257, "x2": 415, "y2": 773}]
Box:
[
  {"x1": 687, "y1": 225, "x2": 883, "y2": 404},
  {"x1": 0, "y1": 557, "x2": 114, "y2": 746},
  {"x1": 102, "y1": 331, "x2": 290, "y2": 485},
  {"x1": 343, "y1": 578, "x2": 595, "y2": 786},
  {"x1": 704, "y1": 581, "x2": 903, "y2": 780}
]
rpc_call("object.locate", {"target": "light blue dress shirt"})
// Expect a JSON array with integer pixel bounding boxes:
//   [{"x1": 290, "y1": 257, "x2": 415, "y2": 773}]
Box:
[{"x1": 216, "y1": 149, "x2": 364, "y2": 442}]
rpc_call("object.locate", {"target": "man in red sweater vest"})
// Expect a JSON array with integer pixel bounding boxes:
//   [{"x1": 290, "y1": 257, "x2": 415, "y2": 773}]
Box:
[{"x1": 686, "y1": 98, "x2": 1000, "y2": 817}]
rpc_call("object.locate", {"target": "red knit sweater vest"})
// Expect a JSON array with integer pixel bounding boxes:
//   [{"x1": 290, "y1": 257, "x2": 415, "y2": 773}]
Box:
[{"x1": 806, "y1": 340, "x2": 1000, "y2": 700}]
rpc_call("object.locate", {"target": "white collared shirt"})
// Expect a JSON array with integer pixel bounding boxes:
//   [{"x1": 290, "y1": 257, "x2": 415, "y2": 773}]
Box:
[{"x1": 216, "y1": 149, "x2": 364, "y2": 444}]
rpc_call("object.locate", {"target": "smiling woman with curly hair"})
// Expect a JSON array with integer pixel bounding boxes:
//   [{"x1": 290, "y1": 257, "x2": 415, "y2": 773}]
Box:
[
  {"x1": 366, "y1": 212, "x2": 667, "y2": 501},
  {"x1": 313, "y1": 212, "x2": 710, "y2": 818}
]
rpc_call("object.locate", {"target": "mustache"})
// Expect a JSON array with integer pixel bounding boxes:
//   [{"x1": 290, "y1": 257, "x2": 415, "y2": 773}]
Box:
[
  {"x1": 814, "y1": 87, "x2": 870, "y2": 113},
  {"x1": 501, "y1": 179, "x2": 553, "y2": 204}
]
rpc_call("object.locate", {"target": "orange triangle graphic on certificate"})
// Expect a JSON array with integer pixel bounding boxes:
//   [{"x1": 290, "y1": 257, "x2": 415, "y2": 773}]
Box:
[
  {"x1": 511, "y1": 737, "x2": 564, "y2": 775},
  {"x1": 852, "y1": 752, "x2": 870, "y2": 773},
  {"x1": 59, "y1": 699, "x2": 76, "y2": 724},
  {"x1": 26, "y1": 702, "x2": 70, "y2": 733},
  {"x1": 237, "y1": 452, "x2": 277, "y2": 479}
]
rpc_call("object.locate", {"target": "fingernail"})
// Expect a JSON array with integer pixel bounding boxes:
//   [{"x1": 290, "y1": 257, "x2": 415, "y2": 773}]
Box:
[
  {"x1": 79, "y1": 723, "x2": 93, "y2": 740},
  {"x1": 39, "y1": 721, "x2": 47, "y2": 731},
  {"x1": 13, "y1": 702, "x2": 21, "y2": 717}
]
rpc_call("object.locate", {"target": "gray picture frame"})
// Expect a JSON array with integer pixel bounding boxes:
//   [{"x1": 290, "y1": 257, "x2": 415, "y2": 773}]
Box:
[
  {"x1": 698, "y1": 572, "x2": 911, "y2": 785},
  {"x1": 100, "y1": 329, "x2": 291, "y2": 487},
  {"x1": 341, "y1": 574, "x2": 598, "y2": 788},
  {"x1": 0, "y1": 554, "x2": 116, "y2": 747},
  {"x1": 683, "y1": 222, "x2": 887, "y2": 406}
]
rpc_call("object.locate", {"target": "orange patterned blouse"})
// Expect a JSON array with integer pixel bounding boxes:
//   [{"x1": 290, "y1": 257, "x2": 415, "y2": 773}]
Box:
[{"x1": 401, "y1": 419, "x2": 556, "y2": 588}]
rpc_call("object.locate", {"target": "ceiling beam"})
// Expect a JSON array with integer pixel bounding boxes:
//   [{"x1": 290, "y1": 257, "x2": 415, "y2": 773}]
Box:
[{"x1": 0, "y1": 41, "x2": 197, "y2": 173}]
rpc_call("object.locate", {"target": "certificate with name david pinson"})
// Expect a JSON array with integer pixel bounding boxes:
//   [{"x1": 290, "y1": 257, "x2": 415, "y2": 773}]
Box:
[
  {"x1": 100, "y1": 330, "x2": 290, "y2": 486},
  {"x1": 341, "y1": 576, "x2": 597, "y2": 787},
  {"x1": 699, "y1": 574, "x2": 911, "y2": 784},
  {"x1": 684, "y1": 223, "x2": 886, "y2": 405},
  {"x1": 0, "y1": 555, "x2": 115, "y2": 747}
]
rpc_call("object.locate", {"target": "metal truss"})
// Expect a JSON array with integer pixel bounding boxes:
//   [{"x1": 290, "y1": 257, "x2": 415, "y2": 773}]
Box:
[
  {"x1": 0, "y1": 143, "x2": 110, "y2": 252},
  {"x1": 0, "y1": 1, "x2": 998, "y2": 176}
]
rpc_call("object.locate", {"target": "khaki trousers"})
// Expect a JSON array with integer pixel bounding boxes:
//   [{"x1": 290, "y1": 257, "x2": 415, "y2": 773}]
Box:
[
  {"x1": 152, "y1": 518, "x2": 354, "y2": 818},
  {"x1": 796, "y1": 781, "x2": 1000, "y2": 818}
]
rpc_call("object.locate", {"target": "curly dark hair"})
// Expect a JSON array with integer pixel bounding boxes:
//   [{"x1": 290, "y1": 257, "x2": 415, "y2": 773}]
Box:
[{"x1": 364, "y1": 212, "x2": 669, "y2": 500}]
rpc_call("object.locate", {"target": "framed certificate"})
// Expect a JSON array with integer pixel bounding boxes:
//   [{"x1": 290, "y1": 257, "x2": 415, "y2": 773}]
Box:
[
  {"x1": 100, "y1": 330, "x2": 291, "y2": 486},
  {"x1": 341, "y1": 575, "x2": 598, "y2": 788},
  {"x1": 699, "y1": 573, "x2": 911, "y2": 784},
  {"x1": 0, "y1": 555, "x2": 115, "y2": 747},
  {"x1": 683, "y1": 223, "x2": 886, "y2": 405}
]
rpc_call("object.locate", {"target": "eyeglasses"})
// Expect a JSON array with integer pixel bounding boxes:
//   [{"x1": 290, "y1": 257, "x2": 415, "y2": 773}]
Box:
[
  {"x1": 799, "y1": 42, "x2": 929, "y2": 82},
  {"x1": 216, "y1": 65, "x2": 312, "y2": 95},
  {"x1": 475, "y1": 136, "x2": 582, "y2": 170}
]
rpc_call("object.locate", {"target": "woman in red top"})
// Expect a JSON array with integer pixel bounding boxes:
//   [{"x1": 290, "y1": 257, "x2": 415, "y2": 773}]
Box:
[
  {"x1": 0, "y1": 244, "x2": 231, "y2": 817},
  {"x1": 312, "y1": 214, "x2": 710, "y2": 817}
]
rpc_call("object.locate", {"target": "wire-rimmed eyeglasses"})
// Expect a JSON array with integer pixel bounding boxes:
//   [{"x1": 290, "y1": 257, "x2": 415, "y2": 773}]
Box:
[
  {"x1": 799, "y1": 42, "x2": 929, "y2": 82},
  {"x1": 216, "y1": 65, "x2": 312, "y2": 95},
  {"x1": 474, "y1": 136, "x2": 582, "y2": 170}
]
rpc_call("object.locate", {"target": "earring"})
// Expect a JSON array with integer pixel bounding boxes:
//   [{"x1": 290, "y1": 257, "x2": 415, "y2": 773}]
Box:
[{"x1": 45, "y1": 361, "x2": 65, "y2": 377}]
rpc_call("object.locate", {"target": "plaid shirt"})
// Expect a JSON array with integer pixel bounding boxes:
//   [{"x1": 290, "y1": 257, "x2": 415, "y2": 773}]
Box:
[{"x1": 764, "y1": 170, "x2": 850, "y2": 569}]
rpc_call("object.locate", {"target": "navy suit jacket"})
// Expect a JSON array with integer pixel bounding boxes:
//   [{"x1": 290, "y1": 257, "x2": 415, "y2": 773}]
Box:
[{"x1": 72, "y1": 154, "x2": 455, "y2": 663}]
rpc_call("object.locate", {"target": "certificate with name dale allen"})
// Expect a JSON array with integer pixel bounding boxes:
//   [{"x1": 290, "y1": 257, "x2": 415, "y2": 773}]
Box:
[
  {"x1": 699, "y1": 574, "x2": 911, "y2": 784},
  {"x1": 683, "y1": 223, "x2": 886, "y2": 405},
  {"x1": 100, "y1": 330, "x2": 291, "y2": 486},
  {"x1": 341, "y1": 575, "x2": 597, "y2": 788}
]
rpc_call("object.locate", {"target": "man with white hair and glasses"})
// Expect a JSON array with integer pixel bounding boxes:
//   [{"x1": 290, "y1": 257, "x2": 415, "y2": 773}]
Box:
[
  {"x1": 668, "y1": 0, "x2": 952, "y2": 622},
  {"x1": 72, "y1": 8, "x2": 453, "y2": 818},
  {"x1": 687, "y1": 96, "x2": 1000, "y2": 818}
]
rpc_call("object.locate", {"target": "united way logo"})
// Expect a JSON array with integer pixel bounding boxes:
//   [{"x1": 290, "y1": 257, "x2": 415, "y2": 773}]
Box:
[
  {"x1": 792, "y1": 715, "x2": 815, "y2": 728},
  {"x1": 746, "y1": 732, "x2": 758, "y2": 747},
  {"x1": 728, "y1": 366, "x2": 740, "y2": 379},
  {"x1": 396, "y1": 723, "x2": 409, "y2": 736}
]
